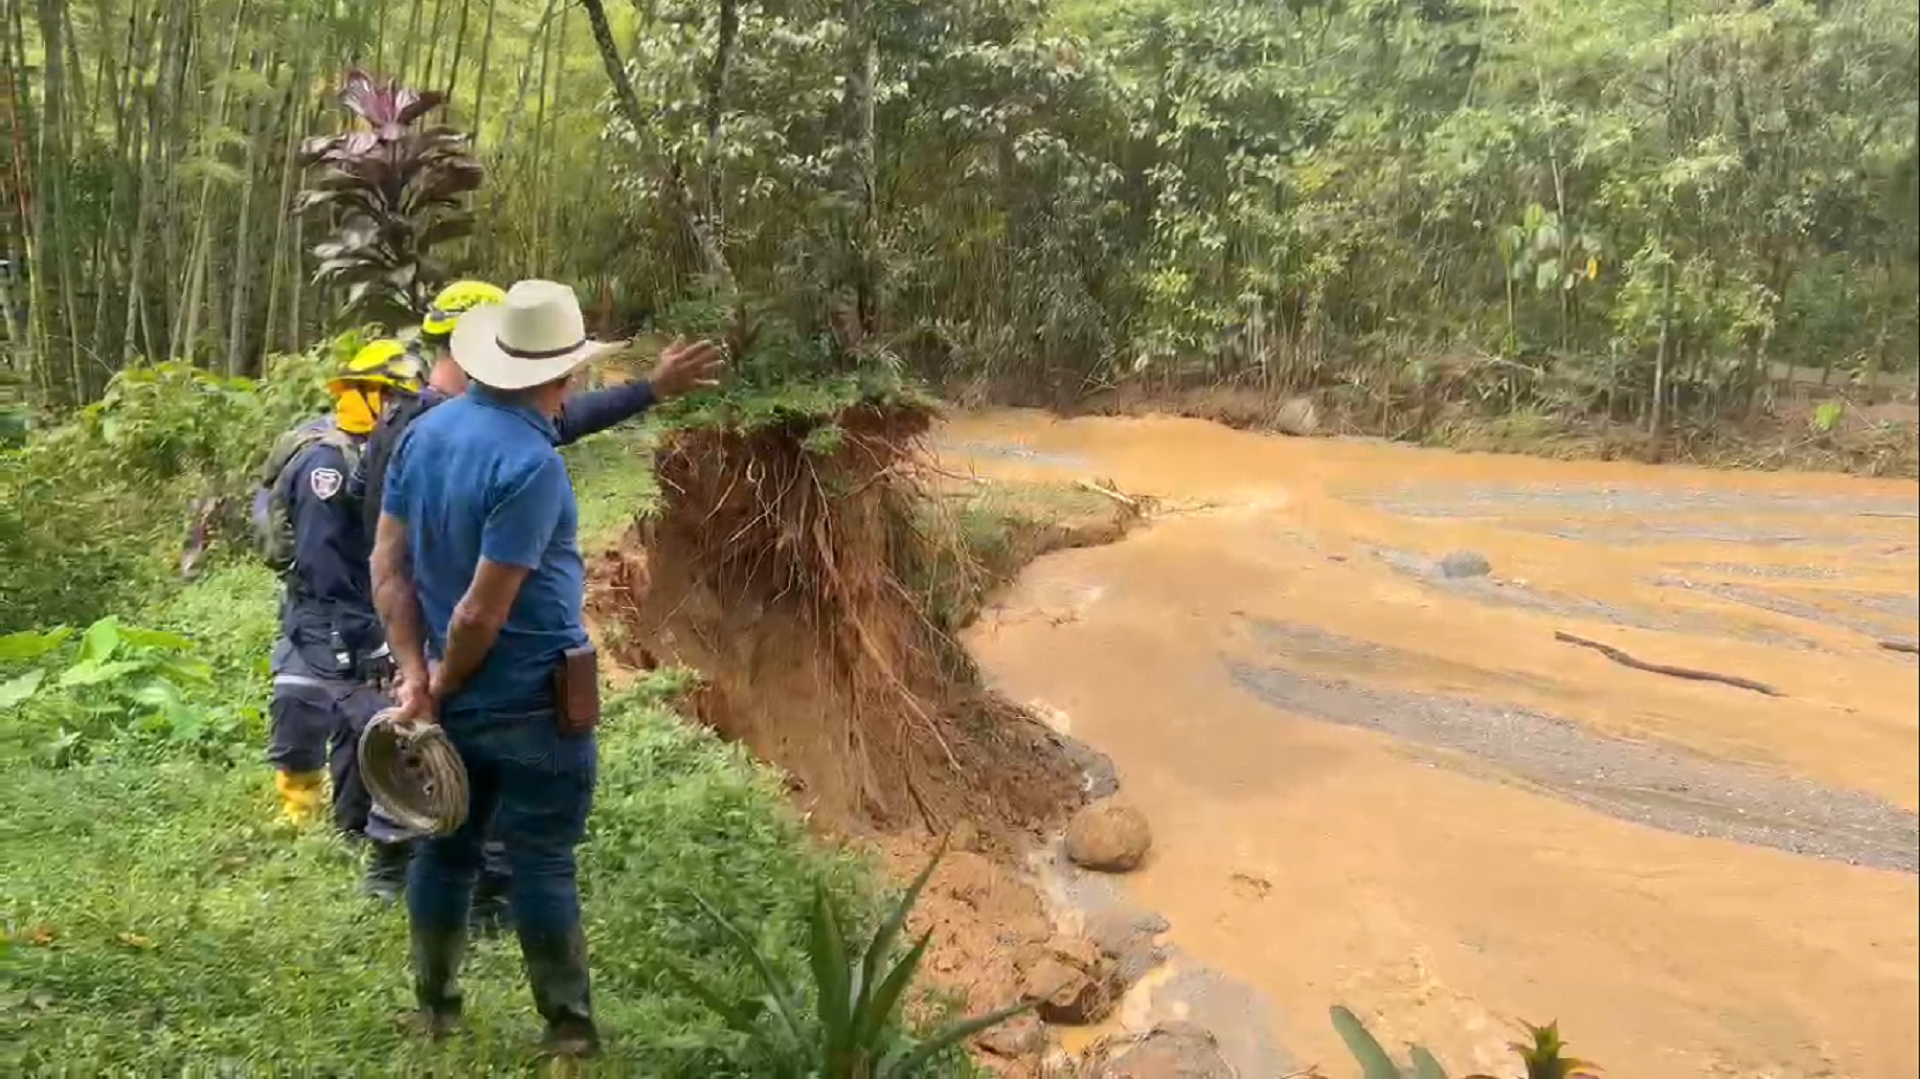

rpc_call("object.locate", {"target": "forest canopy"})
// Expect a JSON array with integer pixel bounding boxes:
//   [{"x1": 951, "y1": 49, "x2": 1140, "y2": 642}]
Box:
[{"x1": 3, "y1": 0, "x2": 1915, "y2": 430}]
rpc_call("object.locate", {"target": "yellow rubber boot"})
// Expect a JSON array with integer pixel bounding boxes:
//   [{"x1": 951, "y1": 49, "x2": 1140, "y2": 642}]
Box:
[{"x1": 274, "y1": 769, "x2": 327, "y2": 827}]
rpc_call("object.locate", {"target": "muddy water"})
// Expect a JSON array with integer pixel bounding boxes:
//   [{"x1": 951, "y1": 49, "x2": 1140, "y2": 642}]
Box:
[{"x1": 939, "y1": 411, "x2": 1920, "y2": 1079}]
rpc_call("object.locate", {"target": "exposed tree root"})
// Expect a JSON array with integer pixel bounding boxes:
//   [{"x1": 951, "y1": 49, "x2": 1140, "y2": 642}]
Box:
[
  {"x1": 588, "y1": 401, "x2": 1085, "y2": 843},
  {"x1": 1553, "y1": 631, "x2": 1784, "y2": 697}
]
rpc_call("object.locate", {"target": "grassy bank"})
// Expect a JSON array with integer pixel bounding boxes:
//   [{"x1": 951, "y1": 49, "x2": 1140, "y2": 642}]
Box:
[{"x1": 0, "y1": 427, "x2": 946, "y2": 1075}]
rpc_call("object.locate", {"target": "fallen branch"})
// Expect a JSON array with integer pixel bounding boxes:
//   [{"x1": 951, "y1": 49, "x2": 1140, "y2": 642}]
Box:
[
  {"x1": 1879, "y1": 638, "x2": 1919, "y2": 655},
  {"x1": 1553, "y1": 631, "x2": 1784, "y2": 697},
  {"x1": 1076, "y1": 478, "x2": 1140, "y2": 510}
]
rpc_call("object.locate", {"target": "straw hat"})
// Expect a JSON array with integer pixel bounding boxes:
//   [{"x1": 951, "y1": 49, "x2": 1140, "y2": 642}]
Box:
[{"x1": 450, "y1": 279, "x2": 615, "y2": 390}]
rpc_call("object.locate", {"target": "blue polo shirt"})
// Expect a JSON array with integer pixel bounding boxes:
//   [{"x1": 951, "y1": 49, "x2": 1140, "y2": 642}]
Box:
[{"x1": 382, "y1": 386, "x2": 588, "y2": 718}]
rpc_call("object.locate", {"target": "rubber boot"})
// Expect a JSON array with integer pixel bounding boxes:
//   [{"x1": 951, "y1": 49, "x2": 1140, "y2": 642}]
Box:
[
  {"x1": 406, "y1": 923, "x2": 467, "y2": 1039},
  {"x1": 273, "y1": 769, "x2": 326, "y2": 828},
  {"x1": 521, "y1": 929, "x2": 598, "y2": 1058},
  {"x1": 363, "y1": 840, "x2": 413, "y2": 903}
]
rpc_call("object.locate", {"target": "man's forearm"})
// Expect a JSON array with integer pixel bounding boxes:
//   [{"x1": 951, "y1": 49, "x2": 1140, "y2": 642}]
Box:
[
  {"x1": 371, "y1": 517, "x2": 429, "y2": 684},
  {"x1": 554, "y1": 379, "x2": 656, "y2": 445},
  {"x1": 438, "y1": 602, "x2": 506, "y2": 694}
]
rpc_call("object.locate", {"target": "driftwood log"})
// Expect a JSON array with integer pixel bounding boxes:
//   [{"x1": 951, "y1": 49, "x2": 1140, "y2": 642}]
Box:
[
  {"x1": 1553, "y1": 631, "x2": 1784, "y2": 697},
  {"x1": 1879, "y1": 638, "x2": 1920, "y2": 656}
]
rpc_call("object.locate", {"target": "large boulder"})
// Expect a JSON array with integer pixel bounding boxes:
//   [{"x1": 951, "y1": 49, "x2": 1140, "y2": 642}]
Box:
[
  {"x1": 1021, "y1": 937, "x2": 1123, "y2": 1025},
  {"x1": 1066, "y1": 798, "x2": 1154, "y2": 873},
  {"x1": 1274, "y1": 397, "x2": 1320, "y2": 437},
  {"x1": 1081, "y1": 1024, "x2": 1236, "y2": 1079}
]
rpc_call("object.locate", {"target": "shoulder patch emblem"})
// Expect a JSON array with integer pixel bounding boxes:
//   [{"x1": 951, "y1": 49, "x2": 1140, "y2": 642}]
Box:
[{"x1": 310, "y1": 467, "x2": 344, "y2": 501}]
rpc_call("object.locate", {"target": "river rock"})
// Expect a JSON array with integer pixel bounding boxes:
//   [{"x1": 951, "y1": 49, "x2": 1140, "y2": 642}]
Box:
[
  {"x1": 1274, "y1": 397, "x2": 1320, "y2": 437},
  {"x1": 1081, "y1": 1023, "x2": 1235, "y2": 1079},
  {"x1": 1021, "y1": 937, "x2": 1122, "y2": 1025},
  {"x1": 1435, "y1": 549, "x2": 1492, "y2": 579},
  {"x1": 1065, "y1": 798, "x2": 1153, "y2": 873},
  {"x1": 976, "y1": 1013, "x2": 1049, "y2": 1059}
]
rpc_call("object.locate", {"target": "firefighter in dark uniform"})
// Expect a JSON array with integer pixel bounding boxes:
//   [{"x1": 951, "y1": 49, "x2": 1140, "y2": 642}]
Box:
[{"x1": 264, "y1": 340, "x2": 423, "y2": 899}]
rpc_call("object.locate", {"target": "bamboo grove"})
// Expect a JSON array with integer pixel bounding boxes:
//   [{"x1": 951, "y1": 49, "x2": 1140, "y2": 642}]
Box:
[{"x1": 4, "y1": 0, "x2": 1916, "y2": 428}]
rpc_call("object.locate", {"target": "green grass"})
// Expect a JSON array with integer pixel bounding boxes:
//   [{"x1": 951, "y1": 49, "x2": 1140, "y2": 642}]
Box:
[
  {"x1": 0, "y1": 422, "x2": 962, "y2": 1076},
  {"x1": 0, "y1": 691, "x2": 872, "y2": 1075},
  {"x1": 564, "y1": 425, "x2": 665, "y2": 547}
]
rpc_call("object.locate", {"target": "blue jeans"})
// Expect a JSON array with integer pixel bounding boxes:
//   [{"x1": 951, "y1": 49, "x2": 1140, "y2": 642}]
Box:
[{"x1": 407, "y1": 709, "x2": 597, "y2": 942}]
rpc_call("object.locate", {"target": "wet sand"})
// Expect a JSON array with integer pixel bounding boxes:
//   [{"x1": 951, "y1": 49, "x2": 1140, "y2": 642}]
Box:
[{"x1": 941, "y1": 410, "x2": 1919, "y2": 1078}]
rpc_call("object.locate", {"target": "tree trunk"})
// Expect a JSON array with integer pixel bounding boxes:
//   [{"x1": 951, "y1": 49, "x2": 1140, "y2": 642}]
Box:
[
  {"x1": 580, "y1": 0, "x2": 733, "y2": 291},
  {"x1": 225, "y1": 44, "x2": 278, "y2": 376},
  {"x1": 471, "y1": 0, "x2": 497, "y2": 136},
  {"x1": 263, "y1": 42, "x2": 310, "y2": 359},
  {"x1": 830, "y1": 0, "x2": 879, "y2": 350}
]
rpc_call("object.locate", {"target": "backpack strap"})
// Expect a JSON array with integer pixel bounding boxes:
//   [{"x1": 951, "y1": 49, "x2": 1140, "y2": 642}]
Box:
[{"x1": 360, "y1": 390, "x2": 432, "y2": 539}]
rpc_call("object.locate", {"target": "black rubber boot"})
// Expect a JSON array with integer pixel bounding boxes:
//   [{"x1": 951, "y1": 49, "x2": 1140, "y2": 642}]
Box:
[
  {"x1": 362, "y1": 840, "x2": 413, "y2": 903},
  {"x1": 521, "y1": 929, "x2": 598, "y2": 1058},
  {"x1": 406, "y1": 923, "x2": 467, "y2": 1039}
]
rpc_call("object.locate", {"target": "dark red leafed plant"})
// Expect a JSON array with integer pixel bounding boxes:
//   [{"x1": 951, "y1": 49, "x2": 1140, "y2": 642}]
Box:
[{"x1": 297, "y1": 69, "x2": 483, "y2": 319}]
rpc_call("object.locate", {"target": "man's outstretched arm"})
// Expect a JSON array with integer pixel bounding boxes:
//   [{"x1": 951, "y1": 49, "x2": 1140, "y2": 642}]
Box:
[{"x1": 552, "y1": 337, "x2": 727, "y2": 446}]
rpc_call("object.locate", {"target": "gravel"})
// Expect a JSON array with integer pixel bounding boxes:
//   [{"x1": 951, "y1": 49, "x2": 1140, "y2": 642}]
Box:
[
  {"x1": 937, "y1": 439, "x2": 1089, "y2": 469},
  {"x1": 1369, "y1": 548, "x2": 1823, "y2": 647},
  {"x1": 1357, "y1": 482, "x2": 1920, "y2": 520},
  {"x1": 1225, "y1": 652, "x2": 1920, "y2": 874}
]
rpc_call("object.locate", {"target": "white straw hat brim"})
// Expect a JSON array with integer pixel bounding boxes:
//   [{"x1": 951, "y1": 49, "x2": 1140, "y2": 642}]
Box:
[{"x1": 450, "y1": 303, "x2": 616, "y2": 390}]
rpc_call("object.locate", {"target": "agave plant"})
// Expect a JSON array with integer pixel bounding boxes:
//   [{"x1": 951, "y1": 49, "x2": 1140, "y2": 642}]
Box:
[
  {"x1": 297, "y1": 70, "x2": 483, "y2": 319},
  {"x1": 671, "y1": 848, "x2": 1033, "y2": 1077},
  {"x1": 1331, "y1": 1006, "x2": 1600, "y2": 1079}
]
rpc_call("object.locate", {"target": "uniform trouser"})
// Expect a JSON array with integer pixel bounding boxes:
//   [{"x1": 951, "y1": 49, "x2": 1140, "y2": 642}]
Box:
[
  {"x1": 409, "y1": 707, "x2": 596, "y2": 1024},
  {"x1": 268, "y1": 665, "x2": 414, "y2": 845},
  {"x1": 267, "y1": 640, "x2": 513, "y2": 877}
]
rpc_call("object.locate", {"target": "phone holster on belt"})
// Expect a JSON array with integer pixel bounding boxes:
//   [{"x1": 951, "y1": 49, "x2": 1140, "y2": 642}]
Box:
[{"x1": 552, "y1": 645, "x2": 601, "y2": 734}]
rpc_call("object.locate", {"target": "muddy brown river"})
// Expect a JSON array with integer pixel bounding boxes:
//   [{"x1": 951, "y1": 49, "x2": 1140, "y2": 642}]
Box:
[{"x1": 939, "y1": 410, "x2": 1919, "y2": 1079}]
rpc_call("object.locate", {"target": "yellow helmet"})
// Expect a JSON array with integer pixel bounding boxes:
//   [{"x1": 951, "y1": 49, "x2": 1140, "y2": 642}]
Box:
[
  {"x1": 421, "y1": 280, "x2": 506, "y2": 339},
  {"x1": 330, "y1": 338, "x2": 423, "y2": 394}
]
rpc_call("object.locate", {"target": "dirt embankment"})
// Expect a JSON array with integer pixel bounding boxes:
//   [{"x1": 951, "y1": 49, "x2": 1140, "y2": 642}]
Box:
[{"x1": 584, "y1": 406, "x2": 1155, "y2": 1075}]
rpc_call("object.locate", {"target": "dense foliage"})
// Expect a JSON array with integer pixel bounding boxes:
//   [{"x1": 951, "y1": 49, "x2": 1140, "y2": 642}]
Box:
[{"x1": 7, "y1": 0, "x2": 1913, "y2": 435}]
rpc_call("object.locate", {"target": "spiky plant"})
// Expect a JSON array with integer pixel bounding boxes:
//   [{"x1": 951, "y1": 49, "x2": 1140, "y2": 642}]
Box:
[
  {"x1": 671, "y1": 848, "x2": 1033, "y2": 1077},
  {"x1": 297, "y1": 70, "x2": 483, "y2": 320},
  {"x1": 1330, "y1": 1006, "x2": 1600, "y2": 1079}
]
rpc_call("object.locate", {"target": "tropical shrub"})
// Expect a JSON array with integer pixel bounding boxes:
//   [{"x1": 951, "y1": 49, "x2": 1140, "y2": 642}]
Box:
[{"x1": 298, "y1": 69, "x2": 484, "y2": 321}]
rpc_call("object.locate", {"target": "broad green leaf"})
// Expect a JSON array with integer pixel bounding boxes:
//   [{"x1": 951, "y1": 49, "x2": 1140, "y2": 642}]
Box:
[
  {"x1": 0, "y1": 626, "x2": 72, "y2": 663},
  {"x1": 1534, "y1": 259, "x2": 1562, "y2": 294},
  {"x1": 0, "y1": 669, "x2": 47, "y2": 710},
  {"x1": 76, "y1": 618, "x2": 123, "y2": 667},
  {"x1": 1332, "y1": 1005, "x2": 1404, "y2": 1079},
  {"x1": 131, "y1": 681, "x2": 184, "y2": 708},
  {"x1": 59, "y1": 660, "x2": 146, "y2": 688},
  {"x1": 118, "y1": 626, "x2": 197, "y2": 653}
]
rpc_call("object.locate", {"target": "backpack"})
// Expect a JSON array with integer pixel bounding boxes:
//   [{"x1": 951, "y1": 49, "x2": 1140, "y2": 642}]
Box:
[
  {"x1": 251, "y1": 418, "x2": 364, "y2": 574},
  {"x1": 359, "y1": 388, "x2": 439, "y2": 540}
]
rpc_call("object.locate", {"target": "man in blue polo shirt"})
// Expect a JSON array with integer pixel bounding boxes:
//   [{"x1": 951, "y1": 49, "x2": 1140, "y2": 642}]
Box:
[{"x1": 372, "y1": 279, "x2": 721, "y2": 1056}]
